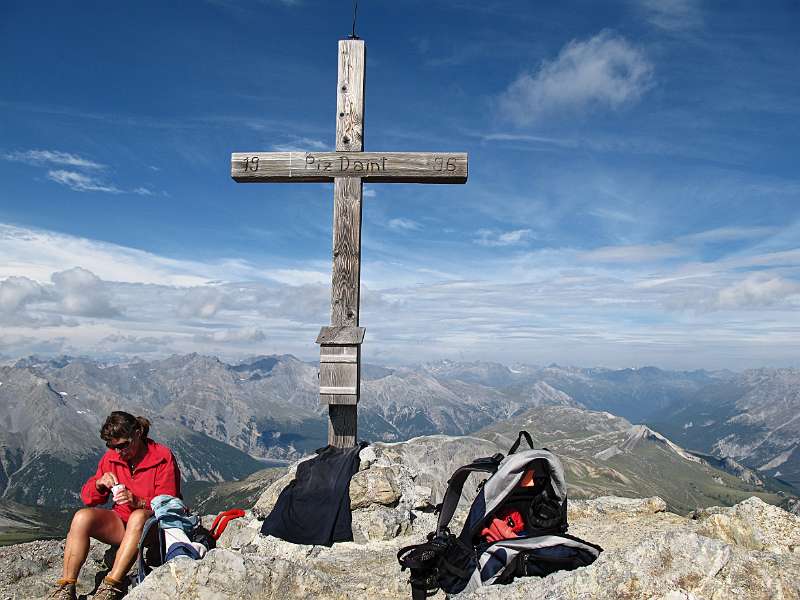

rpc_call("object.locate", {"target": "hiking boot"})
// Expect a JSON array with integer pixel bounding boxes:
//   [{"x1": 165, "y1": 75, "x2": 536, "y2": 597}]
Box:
[
  {"x1": 92, "y1": 578, "x2": 126, "y2": 600},
  {"x1": 45, "y1": 580, "x2": 77, "y2": 600}
]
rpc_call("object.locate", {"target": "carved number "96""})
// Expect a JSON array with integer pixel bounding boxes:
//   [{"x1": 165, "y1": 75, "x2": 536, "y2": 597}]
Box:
[{"x1": 433, "y1": 157, "x2": 457, "y2": 172}]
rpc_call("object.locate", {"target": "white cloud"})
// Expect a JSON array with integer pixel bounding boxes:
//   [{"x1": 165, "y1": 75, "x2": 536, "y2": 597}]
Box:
[
  {"x1": 178, "y1": 286, "x2": 227, "y2": 319},
  {"x1": 262, "y1": 269, "x2": 329, "y2": 286},
  {"x1": 638, "y1": 0, "x2": 702, "y2": 31},
  {"x1": 6, "y1": 148, "x2": 159, "y2": 196},
  {"x1": 589, "y1": 208, "x2": 637, "y2": 223},
  {"x1": 680, "y1": 226, "x2": 777, "y2": 243},
  {"x1": 580, "y1": 243, "x2": 683, "y2": 263},
  {"x1": 193, "y1": 327, "x2": 267, "y2": 344},
  {"x1": 0, "y1": 222, "x2": 798, "y2": 369},
  {"x1": 270, "y1": 136, "x2": 329, "y2": 152},
  {"x1": 499, "y1": 31, "x2": 653, "y2": 125},
  {"x1": 475, "y1": 228, "x2": 532, "y2": 247},
  {"x1": 97, "y1": 333, "x2": 175, "y2": 354},
  {"x1": 3, "y1": 149, "x2": 104, "y2": 169},
  {"x1": 0, "y1": 276, "x2": 45, "y2": 314},
  {"x1": 0, "y1": 223, "x2": 224, "y2": 286},
  {"x1": 388, "y1": 218, "x2": 422, "y2": 231},
  {"x1": 363, "y1": 189, "x2": 377, "y2": 198},
  {"x1": 51, "y1": 267, "x2": 121, "y2": 318},
  {"x1": 47, "y1": 170, "x2": 122, "y2": 193},
  {"x1": 714, "y1": 274, "x2": 800, "y2": 310}
]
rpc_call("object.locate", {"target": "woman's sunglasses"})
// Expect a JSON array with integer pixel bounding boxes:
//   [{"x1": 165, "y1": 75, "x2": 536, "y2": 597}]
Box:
[{"x1": 106, "y1": 439, "x2": 132, "y2": 451}]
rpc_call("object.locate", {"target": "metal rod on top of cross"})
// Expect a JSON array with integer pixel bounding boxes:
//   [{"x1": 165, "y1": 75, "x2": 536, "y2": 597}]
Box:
[{"x1": 231, "y1": 39, "x2": 469, "y2": 447}]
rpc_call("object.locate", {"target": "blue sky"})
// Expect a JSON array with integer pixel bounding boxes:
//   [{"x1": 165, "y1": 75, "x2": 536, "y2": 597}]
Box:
[{"x1": 1, "y1": 0, "x2": 798, "y2": 369}]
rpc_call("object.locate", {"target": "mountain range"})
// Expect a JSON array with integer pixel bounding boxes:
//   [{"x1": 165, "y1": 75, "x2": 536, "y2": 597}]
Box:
[{"x1": 0, "y1": 353, "x2": 797, "y2": 542}]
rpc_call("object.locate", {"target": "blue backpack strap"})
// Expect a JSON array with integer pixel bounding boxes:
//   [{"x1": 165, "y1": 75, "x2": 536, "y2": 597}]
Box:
[{"x1": 136, "y1": 515, "x2": 162, "y2": 584}]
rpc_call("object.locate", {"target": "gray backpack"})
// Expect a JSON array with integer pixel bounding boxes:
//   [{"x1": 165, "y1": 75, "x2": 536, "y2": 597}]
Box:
[{"x1": 398, "y1": 432, "x2": 602, "y2": 598}]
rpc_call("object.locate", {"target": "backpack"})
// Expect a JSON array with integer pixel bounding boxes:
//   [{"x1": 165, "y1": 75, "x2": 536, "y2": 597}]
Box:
[
  {"x1": 136, "y1": 497, "x2": 216, "y2": 584},
  {"x1": 397, "y1": 432, "x2": 602, "y2": 598}
]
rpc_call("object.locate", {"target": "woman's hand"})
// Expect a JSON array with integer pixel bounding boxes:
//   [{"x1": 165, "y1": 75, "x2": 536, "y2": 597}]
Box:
[
  {"x1": 95, "y1": 472, "x2": 118, "y2": 492},
  {"x1": 114, "y1": 488, "x2": 146, "y2": 509}
]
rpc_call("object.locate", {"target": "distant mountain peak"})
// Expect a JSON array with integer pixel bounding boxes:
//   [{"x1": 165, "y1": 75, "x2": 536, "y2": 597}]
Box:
[{"x1": 595, "y1": 424, "x2": 702, "y2": 463}]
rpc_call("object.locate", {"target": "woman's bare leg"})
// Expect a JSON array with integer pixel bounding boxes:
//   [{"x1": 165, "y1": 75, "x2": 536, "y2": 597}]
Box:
[
  {"x1": 62, "y1": 509, "x2": 125, "y2": 580},
  {"x1": 107, "y1": 508, "x2": 153, "y2": 582}
]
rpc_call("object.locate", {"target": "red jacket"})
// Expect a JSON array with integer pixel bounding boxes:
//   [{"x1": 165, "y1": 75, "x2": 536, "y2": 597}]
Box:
[{"x1": 81, "y1": 439, "x2": 181, "y2": 523}]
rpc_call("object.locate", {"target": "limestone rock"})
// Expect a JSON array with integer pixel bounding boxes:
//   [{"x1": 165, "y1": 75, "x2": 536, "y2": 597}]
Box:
[
  {"x1": 0, "y1": 539, "x2": 111, "y2": 600},
  {"x1": 349, "y1": 467, "x2": 401, "y2": 509},
  {"x1": 358, "y1": 446, "x2": 377, "y2": 470},
  {"x1": 569, "y1": 496, "x2": 667, "y2": 519},
  {"x1": 455, "y1": 530, "x2": 800, "y2": 600},
  {"x1": 351, "y1": 505, "x2": 412, "y2": 543},
  {"x1": 251, "y1": 461, "x2": 304, "y2": 519},
  {"x1": 692, "y1": 496, "x2": 800, "y2": 554}
]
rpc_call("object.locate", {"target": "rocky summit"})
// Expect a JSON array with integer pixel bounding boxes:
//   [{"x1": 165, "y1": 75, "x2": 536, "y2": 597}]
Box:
[{"x1": 2, "y1": 436, "x2": 799, "y2": 600}]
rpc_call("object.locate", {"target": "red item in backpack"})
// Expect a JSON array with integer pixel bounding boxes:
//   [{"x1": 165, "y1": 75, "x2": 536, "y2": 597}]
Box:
[
  {"x1": 210, "y1": 509, "x2": 246, "y2": 540},
  {"x1": 480, "y1": 507, "x2": 525, "y2": 543}
]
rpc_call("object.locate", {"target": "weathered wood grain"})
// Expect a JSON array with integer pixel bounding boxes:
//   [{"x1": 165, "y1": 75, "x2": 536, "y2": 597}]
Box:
[
  {"x1": 328, "y1": 405, "x2": 358, "y2": 446},
  {"x1": 320, "y1": 361, "x2": 357, "y2": 392},
  {"x1": 231, "y1": 151, "x2": 468, "y2": 184},
  {"x1": 316, "y1": 326, "x2": 366, "y2": 345},
  {"x1": 322, "y1": 395, "x2": 358, "y2": 406},
  {"x1": 337, "y1": 39, "x2": 365, "y2": 152},
  {"x1": 325, "y1": 39, "x2": 365, "y2": 445},
  {"x1": 331, "y1": 177, "x2": 362, "y2": 328},
  {"x1": 320, "y1": 345, "x2": 357, "y2": 367}
]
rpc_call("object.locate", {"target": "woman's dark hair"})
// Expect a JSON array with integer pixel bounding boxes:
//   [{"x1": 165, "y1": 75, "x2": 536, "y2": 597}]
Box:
[{"x1": 100, "y1": 411, "x2": 150, "y2": 442}]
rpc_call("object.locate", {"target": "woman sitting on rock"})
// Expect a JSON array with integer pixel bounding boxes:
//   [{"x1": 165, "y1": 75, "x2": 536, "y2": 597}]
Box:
[{"x1": 47, "y1": 411, "x2": 181, "y2": 600}]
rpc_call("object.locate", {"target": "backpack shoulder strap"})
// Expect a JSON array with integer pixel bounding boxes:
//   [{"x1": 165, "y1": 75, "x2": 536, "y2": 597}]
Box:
[
  {"x1": 508, "y1": 431, "x2": 534, "y2": 455},
  {"x1": 136, "y1": 515, "x2": 161, "y2": 584},
  {"x1": 436, "y1": 454, "x2": 503, "y2": 536}
]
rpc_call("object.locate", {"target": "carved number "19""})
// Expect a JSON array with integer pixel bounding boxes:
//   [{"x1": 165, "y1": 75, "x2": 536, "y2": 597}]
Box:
[
  {"x1": 243, "y1": 156, "x2": 260, "y2": 172},
  {"x1": 434, "y1": 157, "x2": 457, "y2": 172}
]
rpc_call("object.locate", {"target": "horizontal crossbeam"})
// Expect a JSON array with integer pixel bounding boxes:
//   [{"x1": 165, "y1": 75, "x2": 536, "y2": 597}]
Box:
[{"x1": 231, "y1": 151, "x2": 468, "y2": 184}]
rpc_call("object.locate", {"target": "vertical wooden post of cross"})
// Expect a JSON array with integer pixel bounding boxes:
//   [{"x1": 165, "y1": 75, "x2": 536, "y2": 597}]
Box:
[{"x1": 325, "y1": 39, "x2": 365, "y2": 447}]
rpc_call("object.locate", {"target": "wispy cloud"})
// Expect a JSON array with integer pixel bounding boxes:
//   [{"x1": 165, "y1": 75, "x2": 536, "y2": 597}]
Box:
[
  {"x1": 193, "y1": 327, "x2": 267, "y2": 344},
  {"x1": 388, "y1": 218, "x2": 422, "y2": 231},
  {"x1": 637, "y1": 0, "x2": 702, "y2": 31},
  {"x1": 589, "y1": 208, "x2": 637, "y2": 223},
  {"x1": 3, "y1": 149, "x2": 104, "y2": 169},
  {"x1": 270, "y1": 136, "x2": 329, "y2": 152},
  {"x1": 498, "y1": 31, "x2": 653, "y2": 125},
  {"x1": 47, "y1": 170, "x2": 123, "y2": 193},
  {"x1": 6, "y1": 148, "x2": 160, "y2": 195},
  {"x1": 475, "y1": 228, "x2": 532, "y2": 247},
  {"x1": 580, "y1": 243, "x2": 683, "y2": 263},
  {"x1": 679, "y1": 226, "x2": 777, "y2": 243}
]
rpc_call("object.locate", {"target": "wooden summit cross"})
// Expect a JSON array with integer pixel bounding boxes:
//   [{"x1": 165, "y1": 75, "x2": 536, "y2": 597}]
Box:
[{"x1": 231, "y1": 39, "x2": 468, "y2": 448}]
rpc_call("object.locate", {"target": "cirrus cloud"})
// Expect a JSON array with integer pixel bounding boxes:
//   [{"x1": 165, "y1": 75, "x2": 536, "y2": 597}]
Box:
[{"x1": 3, "y1": 149, "x2": 104, "y2": 169}]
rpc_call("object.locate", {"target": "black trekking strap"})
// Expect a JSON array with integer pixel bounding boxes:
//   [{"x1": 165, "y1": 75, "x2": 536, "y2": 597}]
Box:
[
  {"x1": 435, "y1": 454, "x2": 503, "y2": 536},
  {"x1": 508, "y1": 431, "x2": 535, "y2": 455},
  {"x1": 398, "y1": 542, "x2": 445, "y2": 600}
]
